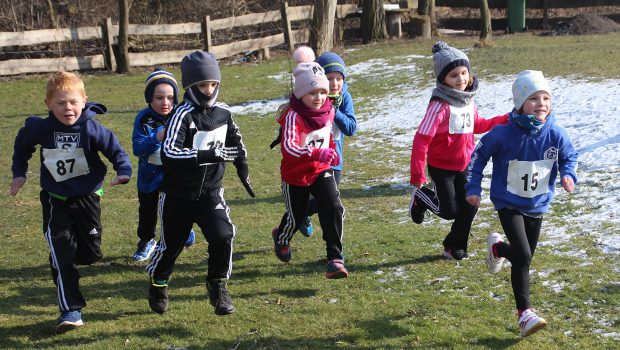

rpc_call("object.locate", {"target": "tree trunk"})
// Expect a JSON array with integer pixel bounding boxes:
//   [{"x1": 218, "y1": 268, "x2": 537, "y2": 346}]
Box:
[
  {"x1": 116, "y1": 0, "x2": 130, "y2": 73},
  {"x1": 45, "y1": 0, "x2": 58, "y2": 28},
  {"x1": 361, "y1": 0, "x2": 387, "y2": 44},
  {"x1": 309, "y1": 0, "x2": 337, "y2": 55},
  {"x1": 429, "y1": 0, "x2": 438, "y2": 37},
  {"x1": 479, "y1": 0, "x2": 492, "y2": 42},
  {"x1": 417, "y1": 0, "x2": 429, "y2": 15}
]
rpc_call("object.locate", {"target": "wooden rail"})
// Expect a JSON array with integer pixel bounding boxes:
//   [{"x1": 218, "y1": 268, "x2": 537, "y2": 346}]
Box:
[{"x1": 0, "y1": 3, "x2": 357, "y2": 76}]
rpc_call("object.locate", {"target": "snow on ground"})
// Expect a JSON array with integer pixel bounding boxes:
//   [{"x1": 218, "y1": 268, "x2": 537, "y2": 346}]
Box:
[{"x1": 232, "y1": 54, "x2": 619, "y2": 340}]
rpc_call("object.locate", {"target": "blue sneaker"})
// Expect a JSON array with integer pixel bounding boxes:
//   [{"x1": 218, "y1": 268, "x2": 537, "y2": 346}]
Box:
[
  {"x1": 56, "y1": 310, "x2": 83, "y2": 333},
  {"x1": 185, "y1": 229, "x2": 196, "y2": 247},
  {"x1": 299, "y1": 217, "x2": 313, "y2": 237},
  {"x1": 132, "y1": 239, "x2": 156, "y2": 261}
]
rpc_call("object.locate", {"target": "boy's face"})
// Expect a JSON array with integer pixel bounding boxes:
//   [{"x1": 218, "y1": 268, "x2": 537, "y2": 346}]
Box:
[
  {"x1": 150, "y1": 84, "x2": 175, "y2": 116},
  {"x1": 443, "y1": 66, "x2": 470, "y2": 91},
  {"x1": 301, "y1": 88, "x2": 328, "y2": 110},
  {"x1": 326, "y1": 72, "x2": 344, "y2": 96},
  {"x1": 46, "y1": 90, "x2": 87, "y2": 126},
  {"x1": 195, "y1": 81, "x2": 218, "y2": 97},
  {"x1": 521, "y1": 91, "x2": 551, "y2": 122}
]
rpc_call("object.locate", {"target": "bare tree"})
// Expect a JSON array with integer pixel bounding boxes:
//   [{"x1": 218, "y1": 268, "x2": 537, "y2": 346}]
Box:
[
  {"x1": 479, "y1": 0, "x2": 492, "y2": 43},
  {"x1": 309, "y1": 0, "x2": 337, "y2": 55},
  {"x1": 116, "y1": 0, "x2": 130, "y2": 73},
  {"x1": 45, "y1": 0, "x2": 58, "y2": 29},
  {"x1": 361, "y1": 0, "x2": 387, "y2": 43}
]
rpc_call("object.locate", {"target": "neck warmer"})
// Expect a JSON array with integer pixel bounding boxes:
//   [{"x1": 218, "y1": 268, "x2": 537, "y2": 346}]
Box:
[
  {"x1": 431, "y1": 76, "x2": 479, "y2": 107},
  {"x1": 509, "y1": 110, "x2": 545, "y2": 135},
  {"x1": 186, "y1": 84, "x2": 219, "y2": 109},
  {"x1": 289, "y1": 95, "x2": 334, "y2": 129}
]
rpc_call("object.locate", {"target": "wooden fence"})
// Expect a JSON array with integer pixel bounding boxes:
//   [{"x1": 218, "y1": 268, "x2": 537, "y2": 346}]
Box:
[
  {"x1": 434, "y1": 0, "x2": 620, "y2": 32},
  {"x1": 0, "y1": 3, "x2": 357, "y2": 76}
]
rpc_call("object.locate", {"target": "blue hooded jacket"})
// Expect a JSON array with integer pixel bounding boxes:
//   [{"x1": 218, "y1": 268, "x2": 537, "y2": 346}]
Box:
[
  {"x1": 132, "y1": 106, "x2": 166, "y2": 193},
  {"x1": 12, "y1": 103, "x2": 132, "y2": 197},
  {"x1": 466, "y1": 111, "x2": 578, "y2": 214},
  {"x1": 331, "y1": 82, "x2": 356, "y2": 171}
]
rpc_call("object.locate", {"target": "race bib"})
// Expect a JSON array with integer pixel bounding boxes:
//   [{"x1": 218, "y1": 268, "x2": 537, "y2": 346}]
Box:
[
  {"x1": 193, "y1": 125, "x2": 228, "y2": 164},
  {"x1": 332, "y1": 123, "x2": 342, "y2": 141},
  {"x1": 448, "y1": 103, "x2": 475, "y2": 134},
  {"x1": 42, "y1": 147, "x2": 90, "y2": 182},
  {"x1": 147, "y1": 150, "x2": 162, "y2": 165},
  {"x1": 506, "y1": 159, "x2": 555, "y2": 198},
  {"x1": 301, "y1": 125, "x2": 331, "y2": 149}
]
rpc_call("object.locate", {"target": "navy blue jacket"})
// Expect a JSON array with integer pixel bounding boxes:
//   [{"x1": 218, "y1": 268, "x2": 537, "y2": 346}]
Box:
[{"x1": 12, "y1": 103, "x2": 132, "y2": 197}]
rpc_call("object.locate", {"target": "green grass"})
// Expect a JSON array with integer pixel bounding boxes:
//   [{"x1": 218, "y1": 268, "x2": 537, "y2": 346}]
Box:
[{"x1": 0, "y1": 33, "x2": 619, "y2": 349}]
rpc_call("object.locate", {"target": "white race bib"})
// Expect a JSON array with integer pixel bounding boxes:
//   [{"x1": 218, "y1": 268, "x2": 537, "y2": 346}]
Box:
[
  {"x1": 448, "y1": 103, "x2": 475, "y2": 134},
  {"x1": 332, "y1": 123, "x2": 342, "y2": 141},
  {"x1": 42, "y1": 147, "x2": 90, "y2": 182},
  {"x1": 193, "y1": 125, "x2": 228, "y2": 164},
  {"x1": 147, "y1": 150, "x2": 162, "y2": 165},
  {"x1": 506, "y1": 159, "x2": 555, "y2": 198},
  {"x1": 301, "y1": 125, "x2": 331, "y2": 149}
]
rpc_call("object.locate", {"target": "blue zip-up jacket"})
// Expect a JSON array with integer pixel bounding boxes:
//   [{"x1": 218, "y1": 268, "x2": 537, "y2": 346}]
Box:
[
  {"x1": 132, "y1": 107, "x2": 166, "y2": 193},
  {"x1": 12, "y1": 103, "x2": 132, "y2": 197},
  {"x1": 465, "y1": 111, "x2": 578, "y2": 214},
  {"x1": 331, "y1": 82, "x2": 356, "y2": 171}
]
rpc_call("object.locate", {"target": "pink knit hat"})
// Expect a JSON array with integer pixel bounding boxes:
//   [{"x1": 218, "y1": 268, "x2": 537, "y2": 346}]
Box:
[{"x1": 292, "y1": 62, "x2": 329, "y2": 99}]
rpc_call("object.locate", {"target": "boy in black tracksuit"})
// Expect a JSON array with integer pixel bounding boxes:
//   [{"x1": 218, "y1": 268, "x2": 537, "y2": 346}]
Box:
[
  {"x1": 146, "y1": 51, "x2": 254, "y2": 315},
  {"x1": 10, "y1": 71, "x2": 132, "y2": 332}
]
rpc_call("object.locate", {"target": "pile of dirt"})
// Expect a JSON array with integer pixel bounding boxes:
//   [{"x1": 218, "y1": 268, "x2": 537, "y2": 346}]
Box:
[{"x1": 549, "y1": 14, "x2": 620, "y2": 35}]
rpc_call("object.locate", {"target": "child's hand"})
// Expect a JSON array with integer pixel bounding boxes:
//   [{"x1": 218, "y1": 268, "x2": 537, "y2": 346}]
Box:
[
  {"x1": 156, "y1": 128, "x2": 165, "y2": 142},
  {"x1": 311, "y1": 148, "x2": 336, "y2": 163},
  {"x1": 562, "y1": 175, "x2": 575, "y2": 193},
  {"x1": 110, "y1": 175, "x2": 130, "y2": 186},
  {"x1": 466, "y1": 195, "x2": 480, "y2": 207},
  {"x1": 10, "y1": 177, "x2": 26, "y2": 196}
]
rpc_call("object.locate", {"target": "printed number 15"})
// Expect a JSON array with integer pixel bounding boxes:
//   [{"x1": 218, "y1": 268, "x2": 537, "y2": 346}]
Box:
[{"x1": 521, "y1": 172, "x2": 539, "y2": 192}]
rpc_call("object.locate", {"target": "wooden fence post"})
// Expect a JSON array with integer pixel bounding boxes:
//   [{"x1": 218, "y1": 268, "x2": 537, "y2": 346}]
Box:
[
  {"x1": 101, "y1": 17, "x2": 116, "y2": 72},
  {"x1": 280, "y1": 1, "x2": 294, "y2": 54},
  {"x1": 202, "y1": 16, "x2": 212, "y2": 52}
]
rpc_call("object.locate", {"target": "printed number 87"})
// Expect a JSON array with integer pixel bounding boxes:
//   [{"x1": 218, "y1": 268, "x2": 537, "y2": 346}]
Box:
[{"x1": 56, "y1": 159, "x2": 75, "y2": 176}]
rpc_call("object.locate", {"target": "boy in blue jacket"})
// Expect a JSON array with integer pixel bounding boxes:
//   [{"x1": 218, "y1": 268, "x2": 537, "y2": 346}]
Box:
[
  {"x1": 10, "y1": 71, "x2": 132, "y2": 332},
  {"x1": 465, "y1": 70, "x2": 578, "y2": 337},
  {"x1": 299, "y1": 52, "x2": 357, "y2": 237},
  {"x1": 131, "y1": 68, "x2": 195, "y2": 262}
]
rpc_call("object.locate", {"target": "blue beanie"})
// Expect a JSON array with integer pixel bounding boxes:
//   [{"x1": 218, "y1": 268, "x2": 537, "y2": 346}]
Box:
[
  {"x1": 317, "y1": 52, "x2": 347, "y2": 80},
  {"x1": 144, "y1": 68, "x2": 179, "y2": 105}
]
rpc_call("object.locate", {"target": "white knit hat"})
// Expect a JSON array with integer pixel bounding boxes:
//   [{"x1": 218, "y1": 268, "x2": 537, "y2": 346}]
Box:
[
  {"x1": 292, "y1": 62, "x2": 329, "y2": 99},
  {"x1": 512, "y1": 70, "x2": 551, "y2": 109}
]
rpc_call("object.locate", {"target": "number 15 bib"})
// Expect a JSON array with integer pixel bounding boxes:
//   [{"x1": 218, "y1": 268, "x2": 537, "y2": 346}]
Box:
[{"x1": 506, "y1": 159, "x2": 554, "y2": 198}]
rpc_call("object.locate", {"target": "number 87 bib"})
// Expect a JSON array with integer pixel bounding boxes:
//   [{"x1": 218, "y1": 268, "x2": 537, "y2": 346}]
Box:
[
  {"x1": 42, "y1": 148, "x2": 90, "y2": 182},
  {"x1": 506, "y1": 159, "x2": 554, "y2": 198}
]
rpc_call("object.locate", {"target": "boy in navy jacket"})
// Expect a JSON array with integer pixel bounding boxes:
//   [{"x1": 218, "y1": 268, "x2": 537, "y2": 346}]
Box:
[{"x1": 10, "y1": 71, "x2": 132, "y2": 332}]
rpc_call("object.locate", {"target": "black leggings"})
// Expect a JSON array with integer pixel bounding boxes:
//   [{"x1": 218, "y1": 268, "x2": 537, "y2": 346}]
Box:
[
  {"x1": 496, "y1": 208, "x2": 543, "y2": 311},
  {"x1": 422, "y1": 165, "x2": 478, "y2": 250}
]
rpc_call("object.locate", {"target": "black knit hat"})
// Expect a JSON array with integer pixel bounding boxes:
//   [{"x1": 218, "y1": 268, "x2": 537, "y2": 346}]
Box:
[
  {"x1": 181, "y1": 51, "x2": 221, "y2": 89},
  {"x1": 144, "y1": 68, "x2": 179, "y2": 105}
]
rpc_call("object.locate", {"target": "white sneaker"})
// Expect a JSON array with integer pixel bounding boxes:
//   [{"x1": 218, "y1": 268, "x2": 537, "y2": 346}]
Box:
[
  {"x1": 519, "y1": 309, "x2": 547, "y2": 337},
  {"x1": 486, "y1": 232, "x2": 505, "y2": 274}
]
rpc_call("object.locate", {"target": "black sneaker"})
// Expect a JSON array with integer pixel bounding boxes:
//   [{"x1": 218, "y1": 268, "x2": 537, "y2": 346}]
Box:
[
  {"x1": 443, "y1": 248, "x2": 469, "y2": 261},
  {"x1": 207, "y1": 279, "x2": 235, "y2": 315},
  {"x1": 409, "y1": 188, "x2": 428, "y2": 224},
  {"x1": 148, "y1": 283, "x2": 169, "y2": 314}
]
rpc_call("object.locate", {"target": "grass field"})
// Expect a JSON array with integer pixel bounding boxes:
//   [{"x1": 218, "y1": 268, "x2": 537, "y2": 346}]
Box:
[{"x1": 0, "y1": 33, "x2": 618, "y2": 349}]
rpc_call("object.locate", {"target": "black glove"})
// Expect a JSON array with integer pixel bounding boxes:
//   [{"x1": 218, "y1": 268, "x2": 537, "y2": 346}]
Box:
[
  {"x1": 235, "y1": 161, "x2": 255, "y2": 197},
  {"x1": 202, "y1": 146, "x2": 241, "y2": 163}
]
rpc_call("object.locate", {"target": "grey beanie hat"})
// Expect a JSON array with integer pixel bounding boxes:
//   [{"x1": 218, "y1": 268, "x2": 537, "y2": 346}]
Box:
[
  {"x1": 432, "y1": 41, "x2": 470, "y2": 83},
  {"x1": 181, "y1": 50, "x2": 221, "y2": 89}
]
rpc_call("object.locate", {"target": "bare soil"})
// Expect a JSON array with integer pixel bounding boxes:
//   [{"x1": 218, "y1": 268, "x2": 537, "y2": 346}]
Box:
[{"x1": 546, "y1": 13, "x2": 620, "y2": 36}]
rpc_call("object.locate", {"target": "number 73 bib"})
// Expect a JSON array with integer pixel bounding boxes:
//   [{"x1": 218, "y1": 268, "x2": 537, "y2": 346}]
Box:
[
  {"x1": 506, "y1": 159, "x2": 554, "y2": 198},
  {"x1": 42, "y1": 147, "x2": 90, "y2": 182}
]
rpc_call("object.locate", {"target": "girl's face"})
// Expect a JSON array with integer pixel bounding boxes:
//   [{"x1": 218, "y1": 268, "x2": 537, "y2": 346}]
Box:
[
  {"x1": 150, "y1": 84, "x2": 175, "y2": 116},
  {"x1": 196, "y1": 81, "x2": 219, "y2": 96},
  {"x1": 326, "y1": 72, "x2": 344, "y2": 96},
  {"x1": 521, "y1": 91, "x2": 551, "y2": 122},
  {"x1": 46, "y1": 90, "x2": 87, "y2": 126},
  {"x1": 301, "y1": 88, "x2": 328, "y2": 110},
  {"x1": 443, "y1": 66, "x2": 470, "y2": 91}
]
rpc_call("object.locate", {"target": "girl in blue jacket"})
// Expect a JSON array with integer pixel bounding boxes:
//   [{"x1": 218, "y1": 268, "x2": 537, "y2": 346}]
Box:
[
  {"x1": 465, "y1": 70, "x2": 578, "y2": 337},
  {"x1": 131, "y1": 68, "x2": 195, "y2": 261}
]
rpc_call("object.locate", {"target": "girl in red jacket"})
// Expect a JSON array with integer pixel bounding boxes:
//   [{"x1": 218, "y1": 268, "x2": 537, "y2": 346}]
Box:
[
  {"x1": 409, "y1": 41, "x2": 507, "y2": 260},
  {"x1": 272, "y1": 62, "x2": 347, "y2": 279}
]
